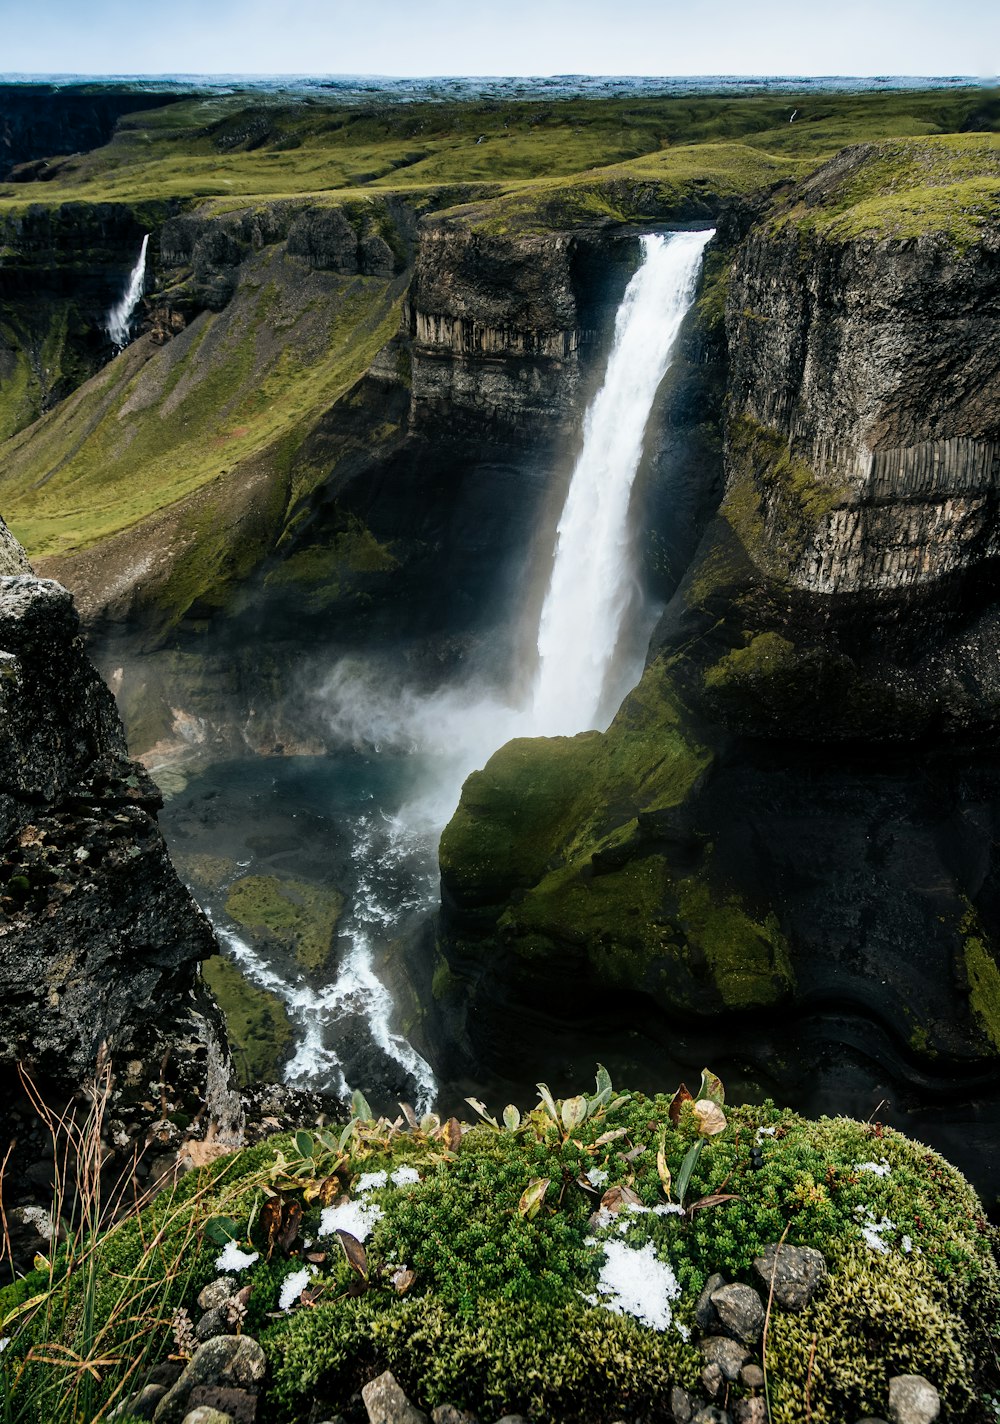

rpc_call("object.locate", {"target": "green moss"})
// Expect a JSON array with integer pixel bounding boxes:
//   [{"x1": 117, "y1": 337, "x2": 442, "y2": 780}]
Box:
[
  {"x1": 704, "y1": 630, "x2": 797, "y2": 691},
  {"x1": 225, "y1": 873, "x2": 345, "y2": 974},
  {"x1": 722, "y1": 415, "x2": 849, "y2": 577},
  {"x1": 264, "y1": 513, "x2": 398, "y2": 611},
  {"x1": 201, "y1": 953, "x2": 293, "y2": 1084},
  {"x1": 963, "y1": 934, "x2": 1000, "y2": 1052},
  {"x1": 675, "y1": 876, "x2": 793, "y2": 1008}
]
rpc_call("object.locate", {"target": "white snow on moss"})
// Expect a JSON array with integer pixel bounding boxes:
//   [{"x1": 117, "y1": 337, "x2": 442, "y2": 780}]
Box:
[
  {"x1": 215, "y1": 1240, "x2": 260, "y2": 1272},
  {"x1": 279, "y1": 1265, "x2": 315, "y2": 1311},
  {"x1": 355, "y1": 1170, "x2": 389, "y2": 1193},
  {"x1": 586, "y1": 1167, "x2": 609, "y2": 1187},
  {"x1": 586, "y1": 1237, "x2": 681, "y2": 1331},
  {"x1": 391, "y1": 1166, "x2": 421, "y2": 1186},
  {"x1": 856, "y1": 1159, "x2": 892, "y2": 1177},
  {"x1": 319, "y1": 1198, "x2": 384, "y2": 1241}
]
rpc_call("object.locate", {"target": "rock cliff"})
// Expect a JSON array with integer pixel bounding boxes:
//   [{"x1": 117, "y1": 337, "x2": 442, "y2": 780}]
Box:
[
  {"x1": 436, "y1": 148, "x2": 1000, "y2": 1193},
  {"x1": 0, "y1": 520, "x2": 241, "y2": 1146}
]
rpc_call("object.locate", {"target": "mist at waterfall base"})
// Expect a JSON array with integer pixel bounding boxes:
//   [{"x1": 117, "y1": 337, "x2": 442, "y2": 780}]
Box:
[
  {"x1": 164, "y1": 230, "x2": 713, "y2": 1113},
  {"x1": 106, "y1": 233, "x2": 149, "y2": 350}
]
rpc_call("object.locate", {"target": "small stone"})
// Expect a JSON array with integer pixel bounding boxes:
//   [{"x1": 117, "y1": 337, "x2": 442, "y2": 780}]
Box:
[
  {"x1": 198, "y1": 1279, "x2": 236, "y2": 1312},
  {"x1": 195, "y1": 1307, "x2": 236, "y2": 1342},
  {"x1": 739, "y1": 1364, "x2": 765, "y2": 1391},
  {"x1": 733, "y1": 1401, "x2": 767, "y2": 1424},
  {"x1": 494, "y1": 1418, "x2": 529, "y2": 1424},
  {"x1": 181, "y1": 1410, "x2": 236, "y2": 1424},
  {"x1": 109, "y1": 1385, "x2": 169, "y2": 1421},
  {"x1": 432, "y1": 1409, "x2": 477, "y2": 1424},
  {"x1": 362, "y1": 1371, "x2": 430, "y2": 1424},
  {"x1": 711, "y1": 1283, "x2": 765, "y2": 1344},
  {"x1": 695, "y1": 1272, "x2": 727, "y2": 1331},
  {"x1": 693, "y1": 1409, "x2": 732, "y2": 1424},
  {"x1": 153, "y1": 1337, "x2": 266, "y2": 1424},
  {"x1": 700, "y1": 1335, "x2": 751, "y2": 1381},
  {"x1": 670, "y1": 1385, "x2": 695, "y2": 1423},
  {"x1": 187, "y1": 1386, "x2": 257, "y2": 1423},
  {"x1": 888, "y1": 1375, "x2": 940, "y2": 1424},
  {"x1": 701, "y1": 1362, "x2": 724, "y2": 1399},
  {"x1": 752, "y1": 1243, "x2": 827, "y2": 1312}
]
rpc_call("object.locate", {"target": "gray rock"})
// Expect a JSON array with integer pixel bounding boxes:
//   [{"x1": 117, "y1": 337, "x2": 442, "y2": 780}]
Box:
[
  {"x1": 700, "y1": 1335, "x2": 751, "y2": 1381},
  {"x1": 888, "y1": 1375, "x2": 940, "y2": 1424},
  {"x1": 432, "y1": 1409, "x2": 477, "y2": 1424},
  {"x1": 181, "y1": 1410, "x2": 236, "y2": 1424},
  {"x1": 739, "y1": 1363, "x2": 765, "y2": 1391},
  {"x1": 692, "y1": 1409, "x2": 732, "y2": 1424},
  {"x1": 153, "y1": 1336, "x2": 266, "y2": 1424},
  {"x1": 0, "y1": 518, "x2": 30, "y2": 577},
  {"x1": 701, "y1": 1362, "x2": 724, "y2": 1399},
  {"x1": 494, "y1": 1418, "x2": 529, "y2": 1424},
  {"x1": 198, "y1": 1279, "x2": 236, "y2": 1312},
  {"x1": 752, "y1": 1243, "x2": 827, "y2": 1312},
  {"x1": 362, "y1": 1371, "x2": 429, "y2": 1424},
  {"x1": 109, "y1": 1385, "x2": 168, "y2": 1420},
  {"x1": 733, "y1": 1401, "x2": 767, "y2": 1424},
  {"x1": 670, "y1": 1385, "x2": 695, "y2": 1423},
  {"x1": 695, "y1": 1271, "x2": 727, "y2": 1331},
  {"x1": 195, "y1": 1306, "x2": 236, "y2": 1342},
  {"x1": 711, "y1": 1282, "x2": 765, "y2": 1343}
]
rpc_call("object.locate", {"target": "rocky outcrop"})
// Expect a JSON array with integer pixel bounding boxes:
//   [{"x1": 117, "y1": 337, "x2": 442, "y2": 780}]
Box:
[
  {"x1": 0, "y1": 532, "x2": 240, "y2": 1137},
  {"x1": 435, "y1": 178, "x2": 1000, "y2": 1200},
  {"x1": 0, "y1": 83, "x2": 184, "y2": 181}
]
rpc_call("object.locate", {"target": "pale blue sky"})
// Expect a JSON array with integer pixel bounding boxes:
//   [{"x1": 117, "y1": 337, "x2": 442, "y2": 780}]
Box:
[{"x1": 2, "y1": 0, "x2": 997, "y2": 79}]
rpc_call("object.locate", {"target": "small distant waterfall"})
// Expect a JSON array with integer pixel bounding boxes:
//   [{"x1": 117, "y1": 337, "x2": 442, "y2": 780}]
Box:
[
  {"x1": 531, "y1": 228, "x2": 714, "y2": 736},
  {"x1": 106, "y1": 233, "x2": 149, "y2": 351}
]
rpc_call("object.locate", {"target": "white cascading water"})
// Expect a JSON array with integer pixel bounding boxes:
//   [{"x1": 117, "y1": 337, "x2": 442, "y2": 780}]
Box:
[
  {"x1": 532, "y1": 228, "x2": 715, "y2": 735},
  {"x1": 210, "y1": 230, "x2": 713, "y2": 1114},
  {"x1": 106, "y1": 233, "x2": 149, "y2": 351}
]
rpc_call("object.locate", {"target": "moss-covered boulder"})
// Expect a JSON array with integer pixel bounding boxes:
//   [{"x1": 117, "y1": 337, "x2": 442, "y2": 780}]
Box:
[{"x1": 2, "y1": 1076, "x2": 996, "y2": 1424}]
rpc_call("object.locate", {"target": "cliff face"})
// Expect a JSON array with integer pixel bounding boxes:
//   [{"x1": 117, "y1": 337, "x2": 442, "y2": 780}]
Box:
[
  {"x1": 0, "y1": 523, "x2": 240, "y2": 1138},
  {"x1": 435, "y1": 162, "x2": 1000, "y2": 1193}
]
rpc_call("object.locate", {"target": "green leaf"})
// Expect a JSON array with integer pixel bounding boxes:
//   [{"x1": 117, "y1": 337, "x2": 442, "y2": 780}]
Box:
[
  {"x1": 676, "y1": 1137, "x2": 705, "y2": 1208},
  {"x1": 503, "y1": 1104, "x2": 521, "y2": 1132},
  {"x1": 518, "y1": 1177, "x2": 551, "y2": 1220},
  {"x1": 338, "y1": 1121, "x2": 355, "y2": 1152},
  {"x1": 351, "y1": 1088, "x2": 373, "y2": 1122},
  {"x1": 536, "y1": 1083, "x2": 560, "y2": 1122},
  {"x1": 465, "y1": 1097, "x2": 500, "y2": 1129},
  {"x1": 295, "y1": 1130, "x2": 315, "y2": 1159},
  {"x1": 561, "y1": 1096, "x2": 588, "y2": 1133},
  {"x1": 697, "y1": 1068, "x2": 725, "y2": 1106},
  {"x1": 204, "y1": 1215, "x2": 242, "y2": 1245},
  {"x1": 595, "y1": 1063, "x2": 613, "y2": 1098}
]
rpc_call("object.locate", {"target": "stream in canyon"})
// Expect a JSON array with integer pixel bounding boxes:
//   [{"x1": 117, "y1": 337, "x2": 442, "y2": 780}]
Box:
[{"x1": 161, "y1": 229, "x2": 714, "y2": 1112}]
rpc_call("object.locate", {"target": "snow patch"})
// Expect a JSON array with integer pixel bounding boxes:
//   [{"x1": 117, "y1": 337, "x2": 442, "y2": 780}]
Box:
[
  {"x1": 391, "y1": 1166, "x2": 421, "y2": 1186},
  {"x1": 856, "y1": 1159, "x2": 892, "y2": 1177},
  {"x1": 586, "y1": 1167, "x2": 609, "y2": 1188},
  {"x1": 319, "y1": 1198, "x2": 384, "y2": 1242},
  {"x1": 586, "y1": 1237, "x2": 681, "y2": 1331},
  {"x1": 215, "y1": 1240, "x2": 260, "y2": 1272},
  {"x1": 355, "y1": 1170, "x2": 389, "y2": 1193},
  {"x1": 279, "y1": 1266, "x2": 316, "y2": 1311}
]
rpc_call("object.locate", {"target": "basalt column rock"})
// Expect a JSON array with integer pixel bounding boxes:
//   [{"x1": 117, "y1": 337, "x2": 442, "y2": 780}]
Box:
[{"x1": 0, "y1": 527, "x2": 240, "y2": 1137}]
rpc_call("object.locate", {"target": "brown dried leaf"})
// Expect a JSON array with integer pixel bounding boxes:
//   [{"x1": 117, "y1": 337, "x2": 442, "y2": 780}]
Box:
[
  {"x1": 592, "y1": 1127, "x2": 629, "y2": 1147},
  {"x1": 317, "y1": 1173, "x2": 342, "y2": 1206},
  {"x1": 668, "y1": 1084, "x2": 694, "y2": 1126},
  {"x1": 392, "y1": 1268, "x2": 416, "y2": 1294},
  {"x1": 399, "y1": 1102, "x2": 419, "y2": 1131},
  {"x1": 259, "y1": 1197, "x2": 283, "y2": 1258},
  {"x1": 444, "y1": 1117, "x2": 463, "y2": 1153},
  {"x1": 336, "y1": 1229, "x2": 368, "y2": 1278},
  {"x1": 278, "y1": 1200, "x2": 303, "y2": 1256},
  {"x1": 600, "y1": 1184, "x2": 642, "y2": 1215},
  {"x1": 305, "y1": 1252, "x2": 327, "y2": 1265},
  {"x1": 686, "y1": 1192, "x2": 741, "y2": 1215}
]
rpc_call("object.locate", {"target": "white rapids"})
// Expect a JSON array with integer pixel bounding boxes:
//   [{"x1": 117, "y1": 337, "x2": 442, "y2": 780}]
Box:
[
  {"x1": 106, "y1": 233, "x2": 149, "y2": 350},
  {"x1": 209, "y1": 229, "x2": 713, "y2": 1112}
]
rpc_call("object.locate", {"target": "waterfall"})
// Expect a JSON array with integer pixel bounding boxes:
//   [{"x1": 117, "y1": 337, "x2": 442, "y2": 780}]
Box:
[
  {"x1": 106, "y1": 233, "x2": 149, "y2": 351},
  {"x1": 531, "y1": 228, "x2": 714, "y2": 736},
  {"x1": 201, "y1": 228, "x2": 713, "y2": 1113}
]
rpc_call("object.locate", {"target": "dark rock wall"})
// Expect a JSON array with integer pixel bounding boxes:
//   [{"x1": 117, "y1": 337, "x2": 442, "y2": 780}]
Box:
[{"x1": 0, "y1": 535, "x2": 240, "y2": 1138}]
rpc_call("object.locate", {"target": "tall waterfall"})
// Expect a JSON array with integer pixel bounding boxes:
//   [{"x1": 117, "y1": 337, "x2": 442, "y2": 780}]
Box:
[
  {"x1": 531, "y1": 228, "x2": 714, "y2": 736},
  {"x1": 198, "y1": 229, "x2": 713, "y2": 1114},
  {"x1": 106, "y1": 234, "x2": 149, "y2": 351}
]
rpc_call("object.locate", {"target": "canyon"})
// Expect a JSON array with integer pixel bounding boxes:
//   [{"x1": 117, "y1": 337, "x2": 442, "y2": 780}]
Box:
[{"x1": 1, "y1": 82, "x2": 999, "y2": 1208}]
